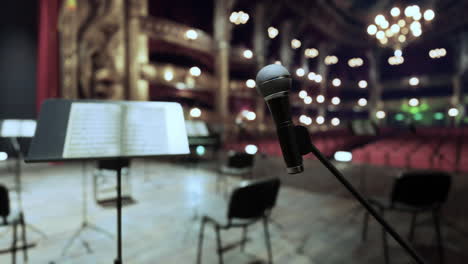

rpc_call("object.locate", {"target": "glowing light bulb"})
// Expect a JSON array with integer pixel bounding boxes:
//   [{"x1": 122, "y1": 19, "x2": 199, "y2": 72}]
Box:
[
  {"x1": 299, "y1": 90, "x2": 308, "y2": 99},
  {"x1": 408, "y1": 98, "x2": 419, "y2": 107},
  {"x1": 424, "y1": 9, "x2": 435, "y2": 21},
  {"x1": 164, "y1": 69, "x2": 174, "y2": 81},
  {"x1": 316, "y1": 116, "x2": 325, "y2": 125},
  {"x1": 243, "y1": 49, "x2": 253, "y2": 59},
  {"x1": 331, "y1": 97, "x2": 340, "y2": 105},
  {"x1": 367, "y1": 24, "x2": 377, "y2": 35},
  {"x1": 409, "y1": 77, "x2": 419, "y2": 86},
  {"x1": 331, "y1": 117, "x2": 340, "y2": 126},
  {"x1": 316, "y1": 95, "x2": 325, "y2": 103},
  {"x1": 291, "y1": 39, "x2": 301, "y2": 49},
  {"x1": 332, "y1": 78, "x2": 341, "y2": 87},
  {"x1": 304, "y1": 96, "x2": 312, "y2": 104},
  {"x1": 307, "y1": 72, "x2": 316, "y2": 80},
  {"x1": 267, "y1": 26, "x2": 279, "y2": 39},
  {"x1": 376, "y1": 110, "x2": 386, "y2": 119},
  {"x1": 358, "y1": 98, "x2": 367, "y2": 106},
  {"x1": 185, "y1": 29, "x2": 198, "y2": 40},
  {"x1": 246, "y1": 79, "x2": 256, "y2": 88},
  {"x1": 189, "y1": 66, "x2": 201, "y2": 77},
  {"x1": 358, "y1": 80, "x2": 368, "y2": 88},
  {"x1": 190, "y1": 107, "x2": 201, "y2": 118},
  {"x1": 390, "y1": 7, "x2": 400, "y2": 17},
  {"x1": 245, "y1": 144, "x2": 258, "y2": 155},
  {"x1": 296, "y1": 68, "x2": 305, "y2": 77},
  {"x1": 448, "y1": 108, "x2": 459, "y2": 117}
]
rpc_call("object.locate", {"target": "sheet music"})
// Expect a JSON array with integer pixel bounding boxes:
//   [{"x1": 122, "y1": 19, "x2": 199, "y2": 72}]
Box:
[
  {"x1": 63, "y1": 103, "x2": 122, "y2": 158},
  {"x1": 122, "y1": 105, "x2": 169, "y2": 155}
]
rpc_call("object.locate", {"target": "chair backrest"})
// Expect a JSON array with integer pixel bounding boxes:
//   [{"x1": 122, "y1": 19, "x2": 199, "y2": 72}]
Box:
[
  {"x1": 391, "y1": 170, "x2": 451, "y2": 208},
  {"x1": 0, "y1": 185, "x2": 10, "y2": 223},
  {"x1": 227, "y1": 177, "x2": 281, "y2": 219},
  {"x1": 227, "y1": 152, "x2": 255, "y2": 169}
]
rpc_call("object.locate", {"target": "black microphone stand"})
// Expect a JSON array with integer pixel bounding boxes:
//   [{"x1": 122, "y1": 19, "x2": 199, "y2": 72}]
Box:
[{"x1": 294, "y1": 126, "x2": 425, "y2": 264}]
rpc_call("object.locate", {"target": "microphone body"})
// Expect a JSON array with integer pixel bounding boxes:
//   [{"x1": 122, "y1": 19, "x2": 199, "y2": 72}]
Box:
[{"x1": 256, "y1": 65, "x2": 303, "y2": 174}]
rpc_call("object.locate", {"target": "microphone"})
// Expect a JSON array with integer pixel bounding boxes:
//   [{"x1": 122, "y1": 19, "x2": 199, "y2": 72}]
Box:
[{"x1": 256, "y1": 64, "x2": 303, "y2": 174}]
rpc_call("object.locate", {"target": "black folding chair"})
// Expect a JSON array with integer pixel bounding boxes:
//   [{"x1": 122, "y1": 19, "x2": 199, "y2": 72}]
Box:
[
  {"x1": 0, "y1": 184, "x2": 28, "y2": 264},
  {"x1": 197, "y1": 177, "x2": 281, "y2": 264},
  {"x1": 362, "y1": 170, "x2": 451, "y2": 264}
]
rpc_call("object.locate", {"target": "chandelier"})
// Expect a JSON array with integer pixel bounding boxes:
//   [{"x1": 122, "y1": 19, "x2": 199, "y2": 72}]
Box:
[{"x1": 367, "y1": 5, "x2": 435, "y2": 50}]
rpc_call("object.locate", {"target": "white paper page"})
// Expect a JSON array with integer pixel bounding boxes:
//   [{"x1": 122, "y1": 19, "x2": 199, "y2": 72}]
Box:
[
  {"x1": 185, "y1": 120, "x2": 209, "y2": 137},
  {"x1": 122, "y1": 102, "x2": 189, "y2": 155},
  {"x1": 63, "y1": 103, "x2": 122, "y2": 158},
  {"x1": 1, "y1": 120, "x2": 21, "y2": 137},
  {"x1": 20, "y1": 120, "x2": 36, "y2": 137},
  {"x1": 122, "y1": 105, "x2": 169, "y2": 156}
]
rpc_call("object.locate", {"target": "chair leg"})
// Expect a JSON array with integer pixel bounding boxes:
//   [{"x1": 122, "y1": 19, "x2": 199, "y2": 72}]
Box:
[
  {"x1": 408, "y1": 212, "x2": 417, "y2": 242},
  {"x1": 241, "y1": 226, "x2": 247, "y2": 252},
  {"x1": 362, "y1": 211, "x2": 370, "y2": 241},
  {"x1": 381, "y1": 210, "x2": 389, "y2": 264},
  {"x1": 215, "y1": 226, "x2": 223, "y2": 264},
  {"x1": 263, "y1": 218, "x2": 273, "y2": 264},
  {"x1": 196, "y1": 219, "x2": 206, "y2": 264},
  {"x1": 433, "y1": 209, "x2": 444, "y2": 264},
  {"x1": 12, "y1": 223, "x2": 17, "y2": 264}
]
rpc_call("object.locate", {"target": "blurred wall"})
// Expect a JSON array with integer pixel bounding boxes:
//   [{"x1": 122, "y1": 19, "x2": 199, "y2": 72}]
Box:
[{"x1": 0, "y1": 1, "x2": 38, "y2": 119}]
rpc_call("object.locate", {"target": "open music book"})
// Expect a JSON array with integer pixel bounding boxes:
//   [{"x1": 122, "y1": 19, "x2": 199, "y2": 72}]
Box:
[{"x1": 26, "y1": 100, "x2": 190, "y2": 162}]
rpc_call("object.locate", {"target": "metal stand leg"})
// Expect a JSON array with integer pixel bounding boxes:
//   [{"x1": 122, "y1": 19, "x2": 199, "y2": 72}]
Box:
[
  {"x1": 62, "y1": 162, "x2": 113, "y2": 256},
  {"x1": 114, "y1": 166, "x2": 123, "y2": 264},
  {"x1": 263, "y1": 218, "x2": 273, "y2": 264},
  {"x1": 196, "y1": 219, "x2": 206, "y2": 264}
]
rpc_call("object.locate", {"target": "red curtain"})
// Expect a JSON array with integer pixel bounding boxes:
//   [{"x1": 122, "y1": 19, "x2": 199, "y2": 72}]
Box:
[{"x1": 36, "y1": 0, "x2": 60, "y2": 114}]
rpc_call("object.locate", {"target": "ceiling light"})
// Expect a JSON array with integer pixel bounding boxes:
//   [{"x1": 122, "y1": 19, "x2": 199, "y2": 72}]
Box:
[
  {"x1": 331, "y1": 97, "x2": 341, "y2": 105},
  {"x1": 358, "y1": 98, "x2": 367, "y2": 107},
  {"x1": 390, "y1": 7, "x2": 401, "y2": 17},
  {"x1": 316, "y1": 116, "x2": 325, "y2": 125},
  {"x1": 291, "y1": 39, "x2": 301, "y2": 49},
  {"x1": 424, "y1": 9, "x2": 435, "y2": 21},
  {"x1": 299, "y1": 90, "x2": 308, "y2": 99},
  {"x1": 296, "y1": 68, "x2": 305, "y2": 77},
  {"x1": 307, "y1": 72, "x2": 316, "y2": 80},
  {"x1": 358, "y1": 80, "x2": 368, "y2": 88},
  {"x1": 316, "y1": 95, "x2": 325, "y2": 103},
  {"x1": 448, "y1": 108, "x2": 459, "y2": 117},
  {"x1": 246, "y1": 79, "x2": 256, "y2": 88},
  {"x1": 408, "y1": 98, "x2": 419, "y2": 107},
  {"x1": 267, "y1": 26, "x2": 279, "y2": 39},
  {"x1": 190, "y1": 107, "x2": 201, "y2": 118},
  {"x1": 243, "y1": 49, "x2": 253, "y2": 59},
  {"x1": 409, "y1": 77, "x2": 419, "y2": 86},
  {"x1": 185, "y1": 29, "x2": 198, "y2": 40},
  {"x1": 189, "y1": 66, "x2": 201, "y2": 77},
  {"x1": 331, "y1": 117, "x2": 340, "y2": 126},
  {"x1": 376, "y1": 110, "x2": 386, "y2": 119},
  {"x1": 332, "y1": 78, "x2": 341, "y2": 87}
]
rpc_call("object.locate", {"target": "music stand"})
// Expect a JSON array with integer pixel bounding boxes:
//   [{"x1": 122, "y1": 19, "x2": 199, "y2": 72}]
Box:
[
  {"x1": 0, "y1": 119, "x2": 46, "y2": 242},
  {"x1": 25, "y1": 99, "x2": 190, "y2": 264}
]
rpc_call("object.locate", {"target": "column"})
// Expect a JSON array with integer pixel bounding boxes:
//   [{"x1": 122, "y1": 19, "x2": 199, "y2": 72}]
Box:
[
  {"x1": 253, "y1": 2, "x2": 267, "y2": 132},
  {"x1": 279, "y1": 20, "x2": 293, "y2": 70},
  {"x1": 367, "y1": 48, "x2": 383, "y2": 124},
  {"x1": 214, "y1": 0, "x2": 236, "y2": 136}
]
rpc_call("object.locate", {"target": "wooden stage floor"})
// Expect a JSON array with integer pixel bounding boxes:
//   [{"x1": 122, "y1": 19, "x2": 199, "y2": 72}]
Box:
[{"x1": 0, "y1": 155, "x2": 467, "y2": 263}]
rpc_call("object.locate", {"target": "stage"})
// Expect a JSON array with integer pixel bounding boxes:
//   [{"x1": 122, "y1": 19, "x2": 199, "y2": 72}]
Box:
[{"x1": 0, "y1": 156, "x2": 467, "y2": 263}]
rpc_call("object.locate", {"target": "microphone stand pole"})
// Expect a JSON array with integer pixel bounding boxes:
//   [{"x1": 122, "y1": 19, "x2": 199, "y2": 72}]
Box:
[{"x1": 297, "y1": 127, "x2": 425, "y2": 264}]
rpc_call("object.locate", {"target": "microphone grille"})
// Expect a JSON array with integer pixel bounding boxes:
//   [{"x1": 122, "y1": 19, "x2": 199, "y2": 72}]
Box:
[{"x1": 256, "y1": 64, "x2": 291, "y2": 85}]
